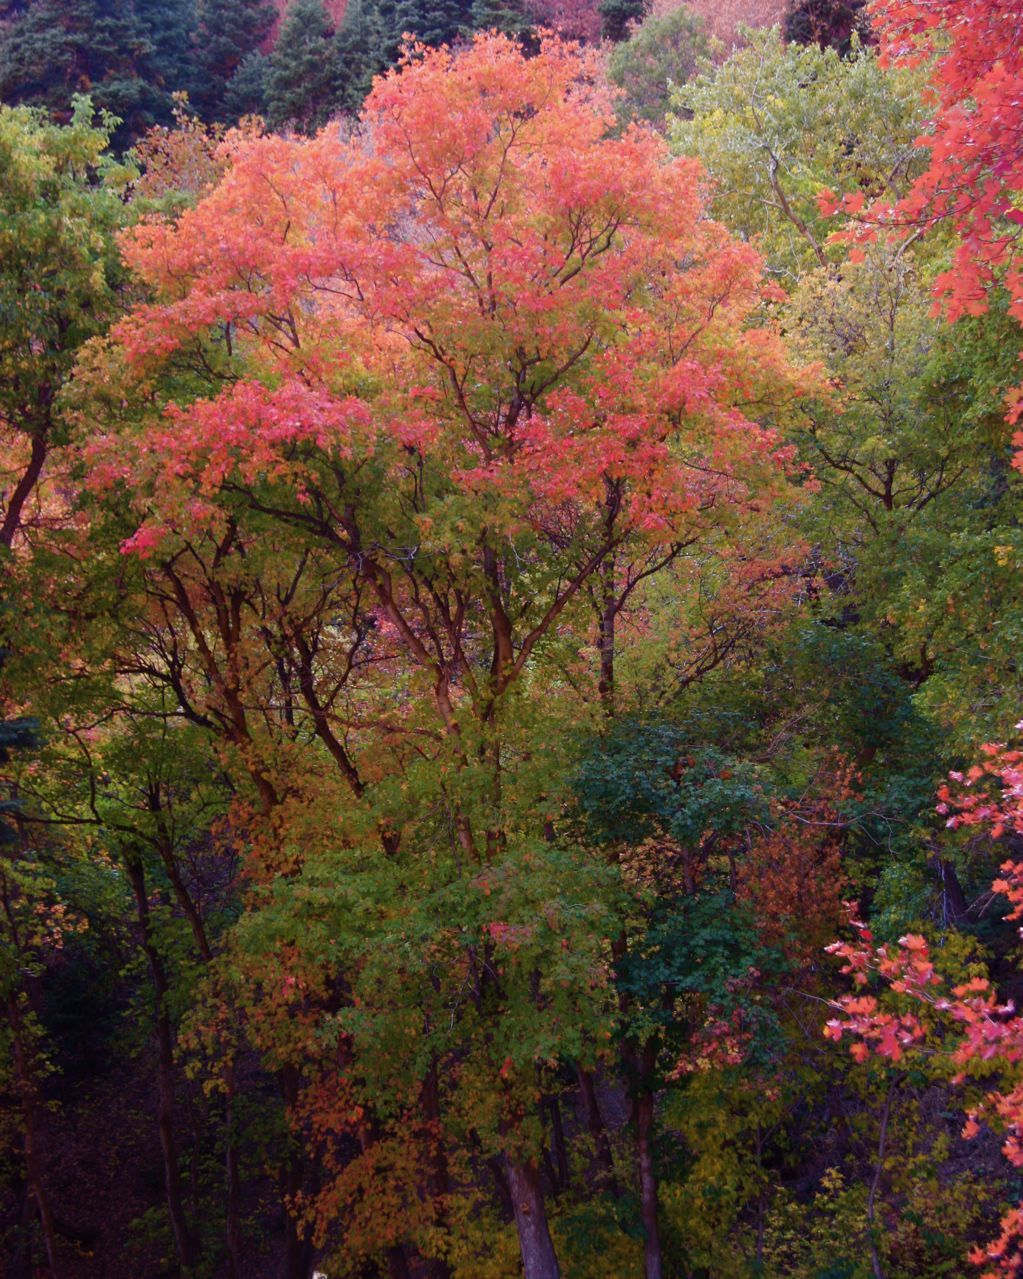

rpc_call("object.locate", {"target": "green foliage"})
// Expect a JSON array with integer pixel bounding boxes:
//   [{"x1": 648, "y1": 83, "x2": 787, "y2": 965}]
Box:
[
  {"x1": 192, "y1": 0, "x2": 275, "y2": 121},
  {"x1": 264, "y1": 0, "x2": 340, "y2": 132},
  {"x1": 598, "y1": 0, "x2": 647, "y2": 43},
  {"x1": 469, "y1": 0, "x2": 533, "y2": 40},
  {"x1": 671, "y1": 31, "x2": 930, "y2": 281},
  {"x1": 0, "y1": 98, "x2": 128, "y2": 549},
  {"x1": 393, "y1": 0, "x2": 473, "y2": 47},
  {"x1": 607, "y1": 4, "x2": 709, "y2": 128},
  {"x1": 5, "y1": 19, "x2": 1023, "y2": 1279},
  {"x1": 0, "y1": 0, "x2": 198, "y2": 143},
  {"x1": 221, "y1": 49, "x2": 267, "y2": 119},
  {"x1": 574, "y1": 725, "x2": 766, "y2": 849},
  {"x1": 332, "y1": 0, "x2": 385, "y2": 111}
]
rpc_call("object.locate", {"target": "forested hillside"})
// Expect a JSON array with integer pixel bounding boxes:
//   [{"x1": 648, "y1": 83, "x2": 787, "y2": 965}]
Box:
[{"x1": 3, "y1": 1, "x2": 1023, "y2": 1277}]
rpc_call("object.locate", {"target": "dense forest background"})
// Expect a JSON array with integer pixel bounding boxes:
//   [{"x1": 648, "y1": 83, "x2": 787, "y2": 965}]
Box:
[{"x1": 3, "y1": 0, "x2": 1023, "y2": 1276}]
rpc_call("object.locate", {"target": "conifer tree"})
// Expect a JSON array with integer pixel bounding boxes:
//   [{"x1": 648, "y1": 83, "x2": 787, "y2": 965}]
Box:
[
  {"x1": 0, "y1": 0, "x2": 197, "y2": 142},
  {"x1": 333, "y1": 0, "x2": 386, "y2": 110},
  {"x1": 192, "y1": 0, "x2": 275, "y2": 121},
  {"x1": 134, "y1": 0, "x2": 196, "y2": 99},
  {"x1": 265, "y1": 0, "x2": 340, "y2": 131},
  {"x1": 393, "y1": 0, "x2": 472, "y2": 48},
  {"x1": 222, "y1": 49, "x2": 267, "y2": 119},
  {"x1": 470, "y1": 0, "x2": 533, "y2": 40},
  {"x1": 598, "y1": 0, "x2": 647, "y2": 42}
]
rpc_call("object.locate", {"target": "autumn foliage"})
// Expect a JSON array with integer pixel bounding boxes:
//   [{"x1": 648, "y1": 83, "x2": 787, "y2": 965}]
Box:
[{"x1": 10, "y1": 3, "x2": 1023, "y2": 1276}]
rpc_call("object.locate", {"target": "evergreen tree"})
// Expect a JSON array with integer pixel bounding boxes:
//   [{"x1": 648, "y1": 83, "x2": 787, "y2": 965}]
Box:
[
  {"x1": 393, "y1": 0, "x2": 472, "y2": 48},
  {"x1": 192, "y1": 0, "x2": 275, "y2": 121},
  {"x1": 598, "y1": 0, "x2": 648, "y2": 42},
  {"x1": 265, "y1": 0, "x2": 340, "y2": 131},
  {"x1": 134, "y1": 0, "x2": 197, "y2": 101},
  {"x1": 333, "y1": 0, "x2": 386, "y2": 111},
  {"x1": 367, "y1": 0, "x2": 401, "y2": 66},
  {"x1": 222, "y1": 49, "x2": 267, "y2": 120},
  {"x1": 469, "y1": 0, "x2": 533, "y2": 40},
  {"x1": 0, "y1": 0, "x2": 197, "y2": 142}
]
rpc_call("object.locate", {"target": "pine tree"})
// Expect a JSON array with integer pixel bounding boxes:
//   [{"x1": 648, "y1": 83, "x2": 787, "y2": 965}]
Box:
[
  {"x1": 333, "y1": 0, "x2": 386, "y2": 110},
  {"x1": 134, "y1": 0, "x2": 197, "y2": 101},
  {"x1": 222, "y1": 49, "x2": 267, "y2": 119},
  {"x1": 192, "y1": 0, "x2": 275, "y2": 121},
  {"x1": 598, "y1": 0, "x2": 648, "y2": 42},
  {"x1": 392, "y1": 0, "x2": 472, "y2": 48},
  {"x1": 0, "y1": 0, "x2": 198, "y2": 142},
  {"x1": 265, "y1": 0, "x2": 340, "y2": 131},
  {"x1": 470, "y1": 0, "x2": 533, "y2": 40}
]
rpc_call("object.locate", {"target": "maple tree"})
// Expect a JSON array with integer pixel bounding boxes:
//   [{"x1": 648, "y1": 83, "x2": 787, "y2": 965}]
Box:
[
  {"x1": 8, "y1": 1, "x2": 1023, "y2": 1272},
  {"x1": 73, "y1": 30, "x2": 809, "y2": 1277}
]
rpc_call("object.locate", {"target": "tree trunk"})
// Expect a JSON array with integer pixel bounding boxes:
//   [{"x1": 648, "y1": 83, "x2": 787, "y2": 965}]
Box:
[
  {"x1": 547, "y1": 1097, "x2": 569, "y2": 1194},
  {"x1": 225, "y1": 1067, "x2": 242, "y2": 1279},
  {"x1": 504, "y1": 1156, "x2": 561, "y2": 1279},
  {"x1": 634, "y1": 1091, "x2": 662, "y2": 1279},
  {"x1": 598, "y1": 554, "x2": 616, "y2": 715},
  {"x1": 927, "y1": 855, "x2": 969, "y2": 924},
  {"x1": 127, "y1": 858, "x2": 197, "y2": 1274},
  {"x1": 419, "y1": 1061, "x2": 454, "y2": 1279},
  {"x1": 0, "y1": 429, "x2": 48, "y2": 550},
  {"x1": 576, "y1": 1066, "x2": 619, "y2": 1197},
  {"x1": 279, "y1": 1065, "x2": 313, "y2": 1279},
  {"x1": 6, "y1": 991, "x2": 61, "y2": 1279}
]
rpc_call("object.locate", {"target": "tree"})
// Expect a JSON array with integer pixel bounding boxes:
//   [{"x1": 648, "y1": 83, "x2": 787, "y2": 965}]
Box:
[
  {"x1": 81, "y1": 32, "x2": 806, "y2": 1277},
  {"x1": 264, "y1": 0, "x2": 340, "y2": 131},
  {"x1": 331, "y1": 0, "x2": 387, "y2": 110},
  {"x1": 525, "y1": 0, "x2": 602, "y2": 42},
  {"x1": 607, "y1": 4, "x2": 709, "y2": 128},
  {"x1": 469, "y1": 0, "x2": 533, "y2": 41},
  {"x1": 0, "y1": 99, "x2": 127, "y2": 554},
  {"x1": 784, "y1": 0, "x2": 870, "y2": 53},
  {"x1": 860, "y1": 1, "x2": 1023, "y2": 454},
  {"x1": 0, "y1": 610, "x2": 63, "y2": 1279},
  {"x1": 671, "y1": 30, "x2": 931, "y2": 281},
  {"x1": 825, "y1": 827, "x2": 1023, "y2": 1275},
  {"x1": 597, "y1": 0, "x2": 647, "y2": 42},
  {"x1": 393, "y1": 0, "x2": 472, "y2": 47},
  {"x1": 0, "y1": 0, "x2": 198, "y2": 143},
  {"x1": 192, "y1": 0, "x2": 276, "y2": 121},
  {"x1": 221, "y1": 49, "x2": 268, "y2": 120}
]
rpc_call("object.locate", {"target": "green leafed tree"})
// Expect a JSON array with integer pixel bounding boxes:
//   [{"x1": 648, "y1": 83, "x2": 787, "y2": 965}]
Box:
[
  {"x1": 670, "y1": 30, "x2": 930, "y2": 282},
  {"x1": 673, "y1": 30, "x2": 1023, "y2": 751},
  {"x1": 0, "y1": 98, "x2": 127, "y2": 553},
  {"x1": 607, "y1": 3, "x2": 709, "y2": 128}
]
